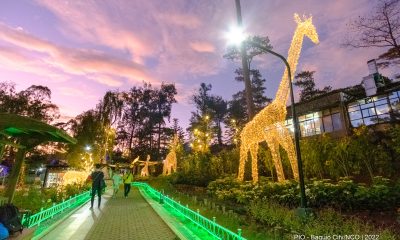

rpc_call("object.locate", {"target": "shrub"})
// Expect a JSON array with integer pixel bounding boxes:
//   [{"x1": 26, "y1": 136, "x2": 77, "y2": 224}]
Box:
[
  {"x1": 207, "y1": 176, "x2": 400, "y2": 211},
  {"x1": 249, "y1": 200, "x2": 397, "y2": 239}
]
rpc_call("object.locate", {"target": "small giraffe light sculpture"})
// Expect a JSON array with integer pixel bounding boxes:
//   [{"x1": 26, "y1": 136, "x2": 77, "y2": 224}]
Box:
[
  {"x1": 238, "y1": 14, "x2": 319, "y2": 183},
  {"x1": 163, "y1": 134, "x2": 178, "y2": 175},
  {"x1": 140, "y1": 155, "x2": 157, "y2": 177}
]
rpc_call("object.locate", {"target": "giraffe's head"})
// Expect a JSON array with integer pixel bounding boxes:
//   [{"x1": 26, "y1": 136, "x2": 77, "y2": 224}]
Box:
[{"x1": 294, "y1": 13, "x2": 319, "y2": 44}]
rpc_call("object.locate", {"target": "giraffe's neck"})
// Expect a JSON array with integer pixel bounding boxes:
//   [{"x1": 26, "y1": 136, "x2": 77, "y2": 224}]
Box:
[{"x1": 273, "y1": 27, "x2": 305, "y2": 107}]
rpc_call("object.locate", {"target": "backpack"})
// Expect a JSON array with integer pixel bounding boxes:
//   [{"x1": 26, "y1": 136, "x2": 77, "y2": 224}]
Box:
[
  {"x1": 0, "y1": 222, "x2": 9, "y2": 240},
  {"x1": 0, "y1": 204, "x2": 23, "y2": 234}
]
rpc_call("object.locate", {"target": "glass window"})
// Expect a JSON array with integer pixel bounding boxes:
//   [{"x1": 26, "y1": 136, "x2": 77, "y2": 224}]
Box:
[
  {"x1": 389, "y1": 91, "x2": 399, "y2": 99},
  {"x1": 298, "y1": 115, "x2": 305, "y2": 121},
  {"x1": 314, "y1": 117, "x2": 322, "y2": 135},
  {"x1": 351, "y1": 119, "x2": 363, "y2": 127},
  {"x1": 390, "y1": 98, "x2": 400, "y2": 110},
  {"x1": 306, "y1": 113, "x2": 314, "y2": 119},
  {"x1": 363, "y1": 117, "x2": 376, "y2": 126},
  {"x1": 375, "y1": 99, "x2": 387, "y2": 106},
  {"x1": 375, "y1": 104, "x2": 390, "y2": 114},
  {"x1": 302, "y1": 120, "x2": 316, "y2": 137},
  {"x1": 377, "y1": 113, "x2": 391, "y2": 123},
  {"x1": 362, "y1": 108, "x2": 376, "y2": 117},
  {"x1": 348, "y1": 105, "x2": 359, "y2": 112},
  {"x1": 323, "y1": 115, "x2": 333, "y2": 132},
  {"x1": 360, "y1": 102, "x2": 374, "y2": 109},
  {"x1": 332, "y1": 113, "x2": 342, "y2": 130},
  {"x1": 349, "y1": 110, "x2": 362, "y2": 120}
]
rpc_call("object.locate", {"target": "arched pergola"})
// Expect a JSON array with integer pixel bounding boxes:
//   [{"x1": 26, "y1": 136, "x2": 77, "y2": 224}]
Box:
[{"x1": 0, "y1": 113, "x2": 76, "y2": 203}]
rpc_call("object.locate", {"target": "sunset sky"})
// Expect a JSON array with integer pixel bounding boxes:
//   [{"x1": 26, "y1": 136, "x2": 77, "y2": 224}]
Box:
[{"x1": 1, "y1": 0, "x2": 399, "y2": 129}]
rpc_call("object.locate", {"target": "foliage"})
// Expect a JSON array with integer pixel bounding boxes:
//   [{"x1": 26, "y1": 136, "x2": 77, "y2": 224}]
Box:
[
  {"x1": 64, "y1": 82, "x2": 177, "y2": 166},
  {"x1": 299, "y1": 127, "x2": 396, "y2": 181},
  {"x1": 226, "y1": 69, "x2": 271, "y2": 132},
  {"x1": 12, "y1": 183, "x2": 90, "y2": 213},
  {"x1": 224, "y1": 35, "x2": 273, "y2": 64},
  {"x1": 173, "y1": 149, "x2": 240, "y2": 187},
  {"x1": 0, "y1": 82, "x2": 59, "y2": 122},
  {"x1": 207, "y1": 176, "x2": 400, "y2": 211},
  {"x1": 188, "y1": 83, "x2": 227, "y2": 148},
  {"x1": 343, "y1": 0, "x2": 400, "y2": 67},
  {"x1": 118, "y1": 83, "x2": 177, "y2": 160},
  {"x1": 224, "y1": 35, "x2": 273, "y2": 120},
  {"x1": 294, "y1": 71, "x2": 332, "y2": 102},
  {"x1": 248, "y1": 201, "x2": 397, "y2": 238}
]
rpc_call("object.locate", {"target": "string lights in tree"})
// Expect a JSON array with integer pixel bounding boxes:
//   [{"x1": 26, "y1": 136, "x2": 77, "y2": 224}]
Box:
[
  {"x1": 190, "y1": 115, "x2": 212, "y2": 153},
  {"x1": 238, "y1": 14, "x2": 319, "y2": 183}
]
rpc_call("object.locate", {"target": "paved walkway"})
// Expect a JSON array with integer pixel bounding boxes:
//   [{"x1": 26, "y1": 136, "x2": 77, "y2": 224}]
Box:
[{"x1": 41, "y1": 187, "x2": 177, "y2": 240}]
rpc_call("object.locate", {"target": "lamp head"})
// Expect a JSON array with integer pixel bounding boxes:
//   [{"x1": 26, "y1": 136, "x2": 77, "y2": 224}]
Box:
[{"x1": 225, "y1": 25, "x2": 247, "y2": 46}]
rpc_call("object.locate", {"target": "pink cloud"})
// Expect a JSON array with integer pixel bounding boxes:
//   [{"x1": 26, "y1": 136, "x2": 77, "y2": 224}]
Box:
[
  {"x1": 36, "y1": 0, "x2": 157, "y2": 63},
  {"x1": 0, "y1": 22, "x2": 158, "y2": 86},
  {"x1": 58, "y1": 86, "x2": 97, "y2": 98},
  {"x1": 158, "y1": 13, "x2": 202, "y2": 29},
  {"x1": 189, "y1": 41, "x2": 216, "y2": 53}
]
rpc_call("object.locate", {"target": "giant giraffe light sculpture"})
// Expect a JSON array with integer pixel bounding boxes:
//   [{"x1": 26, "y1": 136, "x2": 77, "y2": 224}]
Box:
[
  {"x1": 238, "y1": 14, "x2": 319, "y2": 183},
  {"x1": 163, "y1": 134, "x2": 178, "y2": 175}
]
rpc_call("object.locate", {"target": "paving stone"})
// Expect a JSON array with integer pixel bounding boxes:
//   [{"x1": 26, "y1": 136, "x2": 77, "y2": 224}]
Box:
[{"x1": 85, "y1": 188, "x2": 177, "y2": 240}]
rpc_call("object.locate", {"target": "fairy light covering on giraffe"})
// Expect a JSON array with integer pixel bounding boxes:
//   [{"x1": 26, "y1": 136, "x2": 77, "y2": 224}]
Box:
[
  {"x1": 238, "y1": 13, "x2": 319, "y2": 183},
  {"x1": 163, "y1": 134, "x2": 178, "y2": 175}
]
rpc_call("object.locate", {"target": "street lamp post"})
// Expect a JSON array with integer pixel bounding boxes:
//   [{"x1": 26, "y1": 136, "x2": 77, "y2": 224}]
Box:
[{"x1": 235, "y1": 0, "x2": 255, "y2": 119}]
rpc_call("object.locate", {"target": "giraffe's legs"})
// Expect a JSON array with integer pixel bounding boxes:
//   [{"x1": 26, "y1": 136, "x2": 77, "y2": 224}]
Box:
[
  {"x1": 267, "y1": 138, "x2": 286, "y2": 182},
  {"x1": 249, "y1": 144, "x2": 259, "y2": 183},
  {"x1": 238, "y1": 144, "x2": 248, "y2": 181},
  {"x1": 280, "y1": 128, "x2": 299, "y2": 180}
]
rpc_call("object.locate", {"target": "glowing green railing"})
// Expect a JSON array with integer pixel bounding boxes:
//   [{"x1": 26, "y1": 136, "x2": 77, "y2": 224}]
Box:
[
  {"x1": 21, "y1": 190, "x2": 91, "y2": 228},
  {"x1": 133, "y1": 182, "x2": 246, "y2": 240}
]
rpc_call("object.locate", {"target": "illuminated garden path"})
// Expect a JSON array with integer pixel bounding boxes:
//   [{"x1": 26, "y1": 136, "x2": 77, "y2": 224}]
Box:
[{"x1": 40, "y1": 188, "x2": 178, "y2": 240}]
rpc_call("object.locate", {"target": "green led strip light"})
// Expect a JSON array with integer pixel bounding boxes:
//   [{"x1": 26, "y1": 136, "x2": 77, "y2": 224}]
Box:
[
  {"x1": 133, "y1": 182, "x2": 245, "y2": 240},
  {"x1": 21, "y1": 190, "x2": 91, "y2": 228}
]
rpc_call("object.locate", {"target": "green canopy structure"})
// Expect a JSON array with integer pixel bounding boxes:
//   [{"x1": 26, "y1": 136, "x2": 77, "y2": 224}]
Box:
[{"x1": 0, "y1": 113, "x2": 77, "y2": 203}]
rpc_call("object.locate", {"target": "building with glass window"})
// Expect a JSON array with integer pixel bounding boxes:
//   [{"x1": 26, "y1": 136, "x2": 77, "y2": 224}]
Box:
[{"x1": 284, "y1": 82, "x2": 400, "y2": 138}]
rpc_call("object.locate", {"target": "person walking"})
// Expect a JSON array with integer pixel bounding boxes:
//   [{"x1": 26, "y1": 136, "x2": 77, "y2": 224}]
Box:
[
  {"x1": 123, "y1": 169, "x2": 133, "y2": 198},
  {"x1": 90, "y1": 163, "x2": 105, "y2": 209},
  {"x1": 112, "y1": 168, "x2": 122, "y2": 198}
]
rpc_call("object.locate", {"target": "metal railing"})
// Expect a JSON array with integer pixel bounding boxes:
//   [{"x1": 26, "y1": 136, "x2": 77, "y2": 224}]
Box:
[
  {"x1": 133, "y1": 182, "x2": 245, "y2": 240},
  {"x1": 21, "y1": 190, "x2": 91, "y2": 228}
]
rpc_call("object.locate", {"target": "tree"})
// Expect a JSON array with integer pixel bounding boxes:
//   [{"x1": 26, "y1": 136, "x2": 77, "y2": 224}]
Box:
[
  {"x1": 294, "y1": 71, "x2": 332, "y2": 102},
  {"x1": 172, "y1": 118, "x2": 185, "y2": 141},
  {"x1": 188, "y1": 83, "x2": 227, "y2": 149},
  {"x1": 343, "y1": 0, "x2": 400, "y2": 67},
  {"x1": 0, "y1": 82, "x2": 59, "y2": 164},
  {"x1": 225, "y1": 68, "x2": 271, "y2": 141},
  {"x1": 208, "y1": 96, "x2": 227, "y2": 146},
  {"x1": 224, "y1": 36, "x2": 273, "y2": 119},
  {"x1": 66, "y1": 110, "x2": 105, "y2": 168},
  {"x1": 233, "y1": 68, "x2": 271, "y2": 112},
  {"x1": 114, "y1": 83, "x2": 177, "y2": 161},
  {"x1": 0, "y1": 82, "x2": 59, "y2": 122}
]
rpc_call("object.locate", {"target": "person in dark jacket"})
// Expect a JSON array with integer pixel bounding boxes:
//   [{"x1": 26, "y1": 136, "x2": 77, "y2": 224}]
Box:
[{"x1": 90, "y1": 163, "x2": 104, "y2": 209}]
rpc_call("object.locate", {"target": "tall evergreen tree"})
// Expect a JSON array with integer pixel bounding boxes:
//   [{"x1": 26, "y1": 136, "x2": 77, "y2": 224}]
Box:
[
  {"x1": 188, "y1": 83, "x2": 227, "y2": 149},
  {"x1": 224, "y1": 35, "x2": 273, "y2": 119},
  {"x1": 294, "y1": 71, "x2": 332, "y2": 102},
  {"x1": 226, "y1": 69, "x2": 271, "y2": 126}
]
